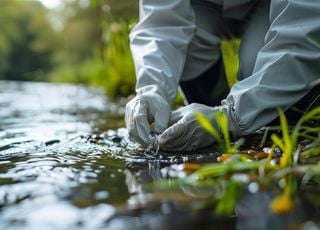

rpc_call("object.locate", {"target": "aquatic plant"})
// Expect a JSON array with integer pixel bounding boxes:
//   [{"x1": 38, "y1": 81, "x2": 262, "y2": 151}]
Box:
[
  {"x1": 195, "y1": 111, "x2": 238, "y2": 154},
  {"x1": 153, "y1": 106, "x2": 320, "y2": 217},
  {"x1": 271, "y1": 107, "x2": 320, "y2": 167},
  {"x1": 268, "y1": 107, "x2": 320, "y2": 214}
]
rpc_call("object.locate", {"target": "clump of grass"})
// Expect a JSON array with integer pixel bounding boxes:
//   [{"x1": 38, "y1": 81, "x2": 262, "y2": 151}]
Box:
[
  {"x1": 195, "y1": 111, "x2": 238, "y2": 154},
  {"x1": 153, "y1": 107, "x2": 320, "y2": 217},
  {"x1": 271, "y1": 107, "x2": 320, "y2": 167},
  {"x1": 268, "y1": 108, "x2": 320, "y2": 213},
  {"x1": 101, "y1": 21, "x2": 136, "y2": 98}
]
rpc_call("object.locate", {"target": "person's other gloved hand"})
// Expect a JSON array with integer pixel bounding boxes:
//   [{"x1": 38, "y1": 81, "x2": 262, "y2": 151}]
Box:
[
  {"x1": 158, "y1": 103, "x2": 217, "y2": 151},
  {"x1": 125, "y1": 91, "x2": 171, "y2": 146}
]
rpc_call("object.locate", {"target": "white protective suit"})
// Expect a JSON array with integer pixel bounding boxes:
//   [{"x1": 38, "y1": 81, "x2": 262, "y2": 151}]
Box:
[{"x1": 126, "y1": 0, "x2": 320, "y2": 150}]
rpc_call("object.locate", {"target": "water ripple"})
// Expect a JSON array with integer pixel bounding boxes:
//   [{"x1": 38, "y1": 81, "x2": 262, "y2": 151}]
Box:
[{"x1": 0, "y1": 81, "x2": 218, "y2": 229}]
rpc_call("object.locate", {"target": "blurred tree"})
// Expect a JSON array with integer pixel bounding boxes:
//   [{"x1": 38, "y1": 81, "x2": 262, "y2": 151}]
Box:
[
  {"x1": 52, "y1": 0, "x2": 139, "y2": 99},
  {"x1": 61, "y1": 1, "x2": 102, "y2": 65},
  {"x1": 0, "y1": 0, "x2": 58, "y2": 81},
  {"x1": 90, "y1": 0, "x2": 138, "y2": 22},
  {"x1": 85, "y1": 0, "x2": 138, "y2": 98},
  {"x1": 0, "y1": 0, "x2": 139, "y2": 99}
]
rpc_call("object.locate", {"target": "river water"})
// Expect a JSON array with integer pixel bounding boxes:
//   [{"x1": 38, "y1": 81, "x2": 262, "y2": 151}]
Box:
[
  {"x1": 0, "y1": 81, "x2": 228, "y2": 230},
  {"x1": 1, "y1": 81, "x2": 319, "y2": 230}
]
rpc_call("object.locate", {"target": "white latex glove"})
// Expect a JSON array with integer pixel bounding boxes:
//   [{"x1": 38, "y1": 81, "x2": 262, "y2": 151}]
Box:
[
  {"x1": 158, "y1": 103, "x2": 218, "y2": 151},
  {"x1": 125, "y1": 91, "x2": 171, "y2": 146}
]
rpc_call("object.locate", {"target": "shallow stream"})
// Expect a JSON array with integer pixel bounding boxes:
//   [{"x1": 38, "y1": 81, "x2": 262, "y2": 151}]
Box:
[
  {"x1": 0, "y1": 81, "x2": 222, "y2": 229},
  {"x1": 0, "y1": 81, "x2": 319, "y2": 230}
]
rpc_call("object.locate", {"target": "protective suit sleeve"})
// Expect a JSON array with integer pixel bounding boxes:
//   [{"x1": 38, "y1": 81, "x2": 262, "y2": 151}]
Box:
[
  {"x1": 129, "y1": 0, "x2": 196, "y2": 103},
  {"x1": 223, "y1": 0, "x2": 320, "y2": 138}
]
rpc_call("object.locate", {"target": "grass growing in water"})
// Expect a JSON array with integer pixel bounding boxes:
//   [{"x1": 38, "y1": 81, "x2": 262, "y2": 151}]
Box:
[
  {"x1": 195, "y1": 111, "x2": 238, "y2": 154},
  {"x1": 154, "y1": 107, "x2": 320, "y2": 217}
]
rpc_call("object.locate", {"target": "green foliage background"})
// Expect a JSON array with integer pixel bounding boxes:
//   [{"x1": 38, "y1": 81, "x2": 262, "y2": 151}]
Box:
[
  {"x1": 0, "y1": 0, "x2": 57, "y2": 81},
  {"x1": 0, "y1": 0, "x2": 138, "y2": 99},
  {"x1": 0, "y1": 0, "x2": 241, "y2": 102}
]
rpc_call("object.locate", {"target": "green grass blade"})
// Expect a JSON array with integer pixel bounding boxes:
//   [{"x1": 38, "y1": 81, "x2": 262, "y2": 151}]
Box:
[
  {"x1": 215, "y1": 112, "x2": 231, "y2": 152},
  {"x1": 195, "y1": 112, "x2": 221, "y2": 143},
  {"x1": 278, "y1": 109, "x2": 292, "y2": 152},
  {"x1": 271, "y1": 134, "x2": 285, "y2": 151}
]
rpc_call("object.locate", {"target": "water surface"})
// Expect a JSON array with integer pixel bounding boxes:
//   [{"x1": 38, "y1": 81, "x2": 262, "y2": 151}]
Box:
[{"x1": 0, "y1": 81, "x2": 223, "y2": 230}]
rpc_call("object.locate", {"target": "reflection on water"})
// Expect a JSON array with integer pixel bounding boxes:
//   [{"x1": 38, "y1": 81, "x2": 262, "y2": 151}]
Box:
[
  {"x1": 0, "y1": 81, "x2": 127, "y2": 229},
  {"x1": 0, "y1": 81, "x2": 220, "y2": 229},
  {"x1": 1, "y1": 81, "x2": 319, "y2": 230}
]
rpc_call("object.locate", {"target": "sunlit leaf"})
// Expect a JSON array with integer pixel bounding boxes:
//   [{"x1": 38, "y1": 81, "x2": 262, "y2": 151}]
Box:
[
  {"x1": 278, "y1": 109, "x2": 292, "y2": 153},
  {"x1": 195, "y1": 112, "x2": 221, "y2": 143},
  {"x1": 303, "y1": 107, "x2": 320, "y2": 120},
  {"x1": 271, "y1": 134, "x2": 284, "y2": 151},
  {"x1": 221, "y1": 39, "x2": 240, "y2": 88},
  {"x1": 193, "y1": 161, "x2": 268, "y2": 179},
  {"x1": 215, "y1": 111, "x2": 231, "y2": 152}
]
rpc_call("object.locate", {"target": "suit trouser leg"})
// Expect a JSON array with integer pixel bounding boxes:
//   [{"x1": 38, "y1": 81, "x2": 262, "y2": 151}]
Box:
[
  {"x1": 179, "y1": 0, "x2": 257, "y2": 106},
  {"x1": 180, "y1": 0, "x2": 319, "y2": 122}
]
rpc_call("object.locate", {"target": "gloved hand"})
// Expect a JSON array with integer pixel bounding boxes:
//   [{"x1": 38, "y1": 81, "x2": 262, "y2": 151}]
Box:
[
  {"x1": 125, "y1": 90, "x2": 171, "y2": 146},
  {"x1": 158, "y1": 103, "x2": 218, "y2": 151}
]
